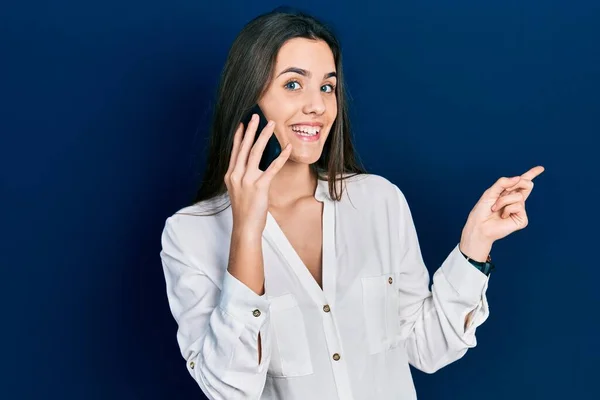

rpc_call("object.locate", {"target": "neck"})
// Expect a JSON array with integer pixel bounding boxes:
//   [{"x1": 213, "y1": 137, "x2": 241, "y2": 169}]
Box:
[{"x1": 268, "y1": 161, "x2": 317, "y2": 209}]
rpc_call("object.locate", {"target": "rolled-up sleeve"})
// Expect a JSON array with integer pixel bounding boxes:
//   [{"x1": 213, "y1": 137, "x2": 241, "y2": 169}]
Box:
[
  {"x1": 393, "y1": 186, "x2": 490, "y2": 374},
  {"x1": 160, "y1": 215, "x2": 272, "y2": 400}
]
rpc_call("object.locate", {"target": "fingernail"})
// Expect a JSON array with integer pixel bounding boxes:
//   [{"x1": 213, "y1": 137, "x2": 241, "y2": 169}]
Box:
[
  {"x1": 252, "y1": 113, "x2": 258, "y2": 120},
  {"x1": 267, "y1": 120, "x2": 274, "y2": 127}
]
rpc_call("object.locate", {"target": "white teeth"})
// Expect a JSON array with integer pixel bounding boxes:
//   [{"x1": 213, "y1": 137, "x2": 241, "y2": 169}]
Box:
[{"x1": 292, "y1": 125, "x2": 320, "y2": 136}]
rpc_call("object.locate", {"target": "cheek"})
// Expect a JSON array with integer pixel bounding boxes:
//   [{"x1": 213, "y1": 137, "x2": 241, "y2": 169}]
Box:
[
  {"x1": 261, "y1": 98, "x2": 296, "y2": 124},
  {"x1": 327, "y1": 97, "x2": 338, "y2": 122}
]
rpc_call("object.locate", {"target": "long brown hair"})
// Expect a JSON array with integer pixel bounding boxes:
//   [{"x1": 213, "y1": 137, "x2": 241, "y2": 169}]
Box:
[{"x1": 191, "y1": 8, "x2": 366, "y2": 214}]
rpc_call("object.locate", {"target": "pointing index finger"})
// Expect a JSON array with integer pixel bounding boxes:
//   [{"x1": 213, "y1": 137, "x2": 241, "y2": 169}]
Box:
[{"x1": 521, "y1": 165, "x2": 545, "y2": 181}]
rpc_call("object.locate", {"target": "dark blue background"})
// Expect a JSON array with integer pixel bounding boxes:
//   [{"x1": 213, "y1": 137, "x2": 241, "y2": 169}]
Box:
[{"x1": 2, "y1": 0, "x2": 597, "y2": 398}]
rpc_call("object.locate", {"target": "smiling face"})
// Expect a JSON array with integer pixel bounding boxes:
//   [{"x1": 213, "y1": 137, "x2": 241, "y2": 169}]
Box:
[{"x1": 258, "y1": 37, "x2": 338, "y2": 165}]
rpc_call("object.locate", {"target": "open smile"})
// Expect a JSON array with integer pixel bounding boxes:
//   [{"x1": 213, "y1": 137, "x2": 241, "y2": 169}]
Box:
[{"x1": 290, "y1": 123, "x2": 323, "y2": 142}]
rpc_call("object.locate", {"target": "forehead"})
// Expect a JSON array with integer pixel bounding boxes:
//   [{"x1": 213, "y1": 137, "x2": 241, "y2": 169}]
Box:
[{"x1": 274, "y1": 38, "x2": 336, "y2": 73}]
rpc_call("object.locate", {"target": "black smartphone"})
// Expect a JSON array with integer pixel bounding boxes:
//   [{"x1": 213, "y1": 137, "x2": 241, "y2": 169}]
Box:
[{"x1": 240, "y1": 104, "x2": 282, "y2": 171}]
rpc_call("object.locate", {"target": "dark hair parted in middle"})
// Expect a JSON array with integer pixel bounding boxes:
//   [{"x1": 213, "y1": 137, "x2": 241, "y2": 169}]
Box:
[{"x1": 192, "y1": 9, "x2": 367, "y2": 213}]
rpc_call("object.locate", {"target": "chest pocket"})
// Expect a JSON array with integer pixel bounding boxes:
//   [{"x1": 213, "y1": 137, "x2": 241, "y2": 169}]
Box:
[
  {"x1": 267, "y1": 293, "x2": 314, "y2": 377},
  {"x1": 361, "y1": 272, "x2": 403, "y2": 355}
]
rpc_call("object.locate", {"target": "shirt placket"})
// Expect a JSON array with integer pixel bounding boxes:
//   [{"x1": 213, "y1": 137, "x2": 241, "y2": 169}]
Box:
[{"x1": 264, "y1": 198, "x2": 355, "y2": 400}]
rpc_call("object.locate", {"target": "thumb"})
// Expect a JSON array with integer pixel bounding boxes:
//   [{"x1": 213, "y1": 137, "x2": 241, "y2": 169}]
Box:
[{"x1": 488, "y1": 176, "x2": 520, "y2": 197}]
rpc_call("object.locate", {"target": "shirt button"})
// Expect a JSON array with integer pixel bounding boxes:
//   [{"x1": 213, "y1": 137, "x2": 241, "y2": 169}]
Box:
[
  {"x1": 323, "y1": 304, "x2": 331, "y2": 313},
  {"x1": 189, "y1": 361, "x2": 195, "y2": 369},
  {"x1": 332, "y1": 353, "x2": 341, "y2": 361},
  {"x1": 388, "y1": 276, "x2": 393, "y2": 284},
  {"x1": 252, "y1": 309, "x2": 261, "y2": 317}
]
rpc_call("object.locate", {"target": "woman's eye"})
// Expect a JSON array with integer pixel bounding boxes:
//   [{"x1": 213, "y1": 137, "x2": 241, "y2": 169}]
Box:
[
  {"x1": 321, "y1": 84, "x2": 335, "y2": 93},
  {"x1": 285, "y1": 81, "x2": 301, "y2": 90}
]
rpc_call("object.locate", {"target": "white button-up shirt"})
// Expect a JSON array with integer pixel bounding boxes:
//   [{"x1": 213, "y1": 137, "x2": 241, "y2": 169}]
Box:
[{"x1": 160, "y1": 174, "x2": 490, "y2": 400}]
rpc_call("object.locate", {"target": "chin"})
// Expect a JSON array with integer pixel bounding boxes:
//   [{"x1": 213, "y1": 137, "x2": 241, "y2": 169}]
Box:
[{"x1": 289, "y1": 151, "x2": 323, "y2": 165}]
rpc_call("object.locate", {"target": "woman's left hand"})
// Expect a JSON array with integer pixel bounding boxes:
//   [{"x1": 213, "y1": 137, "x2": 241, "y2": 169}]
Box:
[{"x1": 460, "y1": 165, "x2": 545, "y2": 259}]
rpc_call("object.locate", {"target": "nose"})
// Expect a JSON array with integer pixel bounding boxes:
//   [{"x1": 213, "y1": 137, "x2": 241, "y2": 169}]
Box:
[{"x1": 302, "y1": 87, "x2": 326, "y2": 115}]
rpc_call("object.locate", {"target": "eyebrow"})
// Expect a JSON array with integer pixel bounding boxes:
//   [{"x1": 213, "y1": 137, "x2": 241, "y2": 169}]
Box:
[{"x1": 276, "y1": 67, "x2": 337, "y2": 79}]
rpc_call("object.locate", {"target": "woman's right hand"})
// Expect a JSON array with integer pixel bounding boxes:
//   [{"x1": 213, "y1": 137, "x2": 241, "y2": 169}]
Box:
[{"x1": 224, "y1": 114, "x2": 293, "y2": 236}]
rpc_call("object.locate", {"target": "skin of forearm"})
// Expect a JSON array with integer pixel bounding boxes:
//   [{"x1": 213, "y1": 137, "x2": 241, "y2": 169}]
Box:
[
  {"x1": 227, "y1": 227, "x2": 266, "y2": 364},
  {"x1": 227, "y1": 228, "x2": 265, "y2": 295}
]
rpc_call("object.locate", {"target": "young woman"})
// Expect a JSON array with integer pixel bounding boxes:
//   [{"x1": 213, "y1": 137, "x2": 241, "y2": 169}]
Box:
[{"x1": 159, "y1": 8, "x2": 544, "y2": 400}]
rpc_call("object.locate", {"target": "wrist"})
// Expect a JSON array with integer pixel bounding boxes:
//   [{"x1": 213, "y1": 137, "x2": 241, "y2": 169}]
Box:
[
  {"x1": 460, "y1": 227, "x2": 493, "y2": 263},
  {"x1": 232, "y1": 225, "x2": 264, "y2": 243}
]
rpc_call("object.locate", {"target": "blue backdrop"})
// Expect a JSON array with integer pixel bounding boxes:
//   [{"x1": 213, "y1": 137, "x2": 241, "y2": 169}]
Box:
[{"x1": 2, "y1": 0, "x2": 597, "y2": 399}]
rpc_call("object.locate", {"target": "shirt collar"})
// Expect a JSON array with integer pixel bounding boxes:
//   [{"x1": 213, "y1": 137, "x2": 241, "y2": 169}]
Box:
[{"x1": 314, "y1": 177, "x2": 331, "y2": 202}]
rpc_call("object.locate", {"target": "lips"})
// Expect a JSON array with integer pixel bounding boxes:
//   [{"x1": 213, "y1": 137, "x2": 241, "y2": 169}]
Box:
[
  {"x1": 290, "y1": 124, "x2": 322, "y2": 142},
  {"x1": 291, "y1": 125, "x2": 321, "y2": 136}
]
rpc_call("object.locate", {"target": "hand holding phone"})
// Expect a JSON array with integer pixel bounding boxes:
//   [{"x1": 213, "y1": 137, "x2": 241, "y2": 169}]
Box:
[
  {"x1": 240, "y1": 105, "x2": 283, "y2": 171},
  {"x1": 225, "y1": 110, "x2": 292, "y2": 235}
]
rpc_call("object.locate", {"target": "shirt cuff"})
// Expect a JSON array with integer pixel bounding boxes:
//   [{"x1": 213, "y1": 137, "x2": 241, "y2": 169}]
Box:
[
  {"x1": 441, "y1": 243, "x2": 490, "y2": 303},
  {"x1": 218, "y1": 270, "x2": 271, "y2": 330}
]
